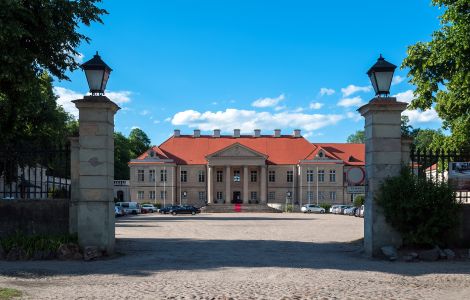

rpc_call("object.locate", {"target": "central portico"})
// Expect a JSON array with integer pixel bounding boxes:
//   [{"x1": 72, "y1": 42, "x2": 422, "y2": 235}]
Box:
[{"x1": 206, "y1": 143, "x2": 267, "y2": 204}]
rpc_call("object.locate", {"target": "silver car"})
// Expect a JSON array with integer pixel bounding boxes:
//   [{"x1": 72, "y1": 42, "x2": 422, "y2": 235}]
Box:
[{"x1": 301, "y1": 204, "x2": 325, "y2": 214}]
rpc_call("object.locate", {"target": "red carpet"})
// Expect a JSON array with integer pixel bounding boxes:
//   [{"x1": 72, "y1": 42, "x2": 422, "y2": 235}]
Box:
[{"x1": 234, "y1": 203, "x2": 242, "y2": 212}]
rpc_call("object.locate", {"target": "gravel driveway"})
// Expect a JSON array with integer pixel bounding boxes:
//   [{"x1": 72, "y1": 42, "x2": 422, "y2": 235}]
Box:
[{"x1": 1, "y1": 212, "x2": 469, "y2": 299}]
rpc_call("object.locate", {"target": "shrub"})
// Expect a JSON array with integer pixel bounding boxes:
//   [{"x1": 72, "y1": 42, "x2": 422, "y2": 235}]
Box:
[
  {"x1": 353, "y1": 195, "x2": 365, "y2": 207},
  {"x1": 0, "y1": 232, "x2": 78, "y2": 258},
  {"x1": 286, "y1": 204, "x2": 293, "y2": 212},
  {"x1": 376, "y1": 167, "x2": 460, "y2": 247},
  {"x1": 319, "y1": 203, "x2": 331, "y2": 212}
]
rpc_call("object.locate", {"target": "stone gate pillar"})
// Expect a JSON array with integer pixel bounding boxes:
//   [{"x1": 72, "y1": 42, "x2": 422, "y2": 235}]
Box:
[
  {"x1": 73, "y1": 96, "x2": 120, "y2": 255},
  {"x1": 69, "y1": 137, "x2": 80, "y2": 234},
  {"x1": 358, "y1": 97, "x2": 407, "y2": 257}
]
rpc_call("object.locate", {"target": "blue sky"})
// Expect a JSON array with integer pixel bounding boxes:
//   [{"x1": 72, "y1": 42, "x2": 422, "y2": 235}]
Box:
[{"x1": 55, "y1": 0, "x2": 443, "y2": 145}]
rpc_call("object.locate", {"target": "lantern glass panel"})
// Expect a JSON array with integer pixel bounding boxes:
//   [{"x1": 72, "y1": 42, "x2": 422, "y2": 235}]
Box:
[
  {"x1": 375, "y1": 70, "x2": 394, "y2": 94},
  {"x1": 84, "y1": 69, "x2": 105, "y2": 92}
]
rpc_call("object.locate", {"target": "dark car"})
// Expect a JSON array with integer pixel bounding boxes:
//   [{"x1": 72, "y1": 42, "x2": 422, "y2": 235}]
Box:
[
  {"x1": 159, "y1": 205, "x2": 181, "y2": 214},
  {"x1": 170, "y1": 205, "x2": 201, "y2": 215}
]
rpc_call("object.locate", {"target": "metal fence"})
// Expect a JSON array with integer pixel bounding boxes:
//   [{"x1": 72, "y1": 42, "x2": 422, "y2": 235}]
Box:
[
  {"x1": 0, "y1": 145, "x2": 71, "y2": 200},
  {"x1": 410, "y1": 147, "x2": 470, "y2": 203}
]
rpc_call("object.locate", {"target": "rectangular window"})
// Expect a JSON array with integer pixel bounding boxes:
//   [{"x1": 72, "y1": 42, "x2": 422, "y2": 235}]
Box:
[
  {"x1": 307, "y1": 169, "x2": 314, "y2": 182},
  {"x1": 137, "y1": 191, "x2": 144, "y2": 200},
  {"x1": 330, "y1": 191, "x2": 336, "y2": 201},
  {"x1": 160, "y1": 190, "x2": 167, "y2": 200},
  {"x1": 268, "y1": 191, "x2": 275, "y2": 201},
  {"x1": 160, "y1": 169, "x2": 168, "y2": 182},
  {"x1": 268, "y1": 170, "x2": 275, "y2": 182},
  {"x1": 149, "y1": 190, "x2": 155, "y2": 200},
  {"x1": 181, "y1": 191, "x2": 187, "y2": 199},
  {"x1": 319, "y1": 191, "x2": 325, "y2": 200},
  {"x1": 137, "y1": 170, "x2": 144, "y2": 182},
  {"x1": 307, "y1": 191, "x2": 314, "y2": 202},
  {"x1": 216, "y1": 191, "x2": 223, "y2": 201},
  {"x1": 251, "y1": 171, "x2": 257, "y2": 182},
  {"x1": 329, "y1": 170, "x2": 336, "y2": 182},
  {"x1": 198, "y1": 191, "x2": 206, "y2": 201},
  {"x1": 233, "y1": 170, "x2": 240, "y2": 182},
  {"x1": 287, "y1": 171, "x2": 293, "y2": 183},
  {"x1": 216, "y1": 170, "x2": 223, "y2": 182},
  {"x1": 251, "y1": 191, "x2": 257, "y2": 201},
  {"x1": 149, "y1": 169, "x2": 156, "y2": 182},
  {"x1": 180, "y1": 170, "x2": 187, "y2": 182},
  {"x1": 198, "y1": 170, "x2": 205, "y2": 182},
  {"x1": 318, "y1": 170, "x2": 325, "y2": 182}
]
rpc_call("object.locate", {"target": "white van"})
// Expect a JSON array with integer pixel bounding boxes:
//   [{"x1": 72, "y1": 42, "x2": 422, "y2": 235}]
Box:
[{"x1": 116, "y1": 202, "x2": 141, "y2": 214}]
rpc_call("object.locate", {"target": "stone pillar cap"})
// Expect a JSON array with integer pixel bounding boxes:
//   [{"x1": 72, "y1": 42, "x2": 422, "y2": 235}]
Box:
[
  {"x1": 72, "y1": 95, "x2": 120, "y2": 113},
  {"x1": 358, "y1": 97, "x2": 408, "y2": 116}
]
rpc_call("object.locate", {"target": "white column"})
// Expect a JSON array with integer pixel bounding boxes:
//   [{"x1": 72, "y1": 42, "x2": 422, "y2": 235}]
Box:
[
  {"x1": 243, "y1": 166, "x2": 249, "y2": 204},
  {"x1": 359, "y1": 97, "x2": 407, "y2": 257},
  {"x1": 207, "y1": 166, "x2": 213, "y2": 204},
  {"x1": 225, "y1": 166, "x2": 231, "y2": 204},
  {"x1": 73, "y1": 96, "x2": 119, "y2": 255},
  {"x1": 260, "y1": 166, "x2": 267, "y2": 203}
]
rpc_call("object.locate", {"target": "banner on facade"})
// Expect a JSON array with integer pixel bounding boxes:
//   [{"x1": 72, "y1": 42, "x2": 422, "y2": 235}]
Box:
[
  {"x1": 449, "y1": 162, "x2": 470, "y2": 190},
  {"x1": 347, "y1": 186, "x2": 365, "y2": 194}
]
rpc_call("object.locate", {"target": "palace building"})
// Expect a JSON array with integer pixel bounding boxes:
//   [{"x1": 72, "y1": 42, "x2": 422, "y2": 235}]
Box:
[{"x1": 128, "y1": 129, "x2": 365, "y2": 207}]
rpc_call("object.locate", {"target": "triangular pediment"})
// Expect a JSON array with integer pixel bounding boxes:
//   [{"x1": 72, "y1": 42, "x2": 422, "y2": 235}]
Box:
[{"x1": 207, "y1": 143, "x2": 267, "y2": 159}]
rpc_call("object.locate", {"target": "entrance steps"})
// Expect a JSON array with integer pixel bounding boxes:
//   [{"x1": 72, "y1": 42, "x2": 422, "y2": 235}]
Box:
[{"x1": 202, "y1": 204, "x2": 282, "y2": 213}]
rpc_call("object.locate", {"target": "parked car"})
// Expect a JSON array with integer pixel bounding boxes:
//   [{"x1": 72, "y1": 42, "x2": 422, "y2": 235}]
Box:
[
  {"x1": 116, "y1": 202, "x2": 141, "y2": 214},
  {"x1": 354, "y1": 206, "x2": 361, "y2": 217},
  {"x1": 329, "y1": 205, "x2": 341, "y2": 213},
  {"x1": 170, "y1": 205, "x2": 201, "y2": 215},
  {"x1": 115, "y1": 206, "x2": 125, "y2": 217},
  {"x1": 141, "y1": 204, "x2": 158, "y2": 213},
  {"x1": 301, "y1": 204, "x2": 325, "y2": 213},
  {"x1": 343, "y1": 206, "x2": 357, "y2": 216},
  {"x1": 159, "y1": 205, "x2": 181, "y2": 214}
]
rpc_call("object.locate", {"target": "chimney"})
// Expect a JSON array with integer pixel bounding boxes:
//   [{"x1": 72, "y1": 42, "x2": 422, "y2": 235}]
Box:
[
  {"x1": 213, "y1": 129, "x2": 221, "y2": 137},
  {"x1": 293, "y1": 129, "x2": 301, "y2": 138},
  {"x1": 193, "y1": 129, "x2": 201, "y2": 137},
  {"x1": 254, "y1": 129, "x2": 261, "y2": 137},
  {"x1": 274, "y1": 129, "x2": 281, "y2": 137},
  {"x1": 174, "y1": 129, "x2": 180, "y2": 137},
  {"x1": 233, "y1": 129, "x2": 240, "y2": 138}
]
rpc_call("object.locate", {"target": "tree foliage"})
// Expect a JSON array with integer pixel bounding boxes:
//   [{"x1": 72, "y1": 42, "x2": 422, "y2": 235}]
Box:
[
  {"x1": 377, "y1": 167, "x2": 460, "y2": 247},
  {"x1": 402, "y1": 0, "x2": 470, "y2": 149},
  {"x1": 346, "y1": 130, "x2": 365, "y2": 143},
  {"x1": 0, "y1": 0, "x2": 107, "y2": 151},
  {"x1": 128, "y1": 128, "x2": 151, "y2": 159}
]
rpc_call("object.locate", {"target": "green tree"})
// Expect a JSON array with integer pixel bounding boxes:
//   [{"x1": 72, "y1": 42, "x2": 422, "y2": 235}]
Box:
[
  {"x1": 114, "y1": 132, "x2": 131, "y2": 180},
  {"x1": 128, "y1": 128, "x2": 151, "y2": 158},
  {"x1": 0, "y1": 0, "x2": 107, "y2": 151},
  {"x1": 402, "y1": 0, "x2": 470, "y2": 149},
  {"x1": 412, "y1": 128, "x2": 446, "y2": 150},
  {"x1": 346, "y1": 130, "x2": 365, "y2": 143}
]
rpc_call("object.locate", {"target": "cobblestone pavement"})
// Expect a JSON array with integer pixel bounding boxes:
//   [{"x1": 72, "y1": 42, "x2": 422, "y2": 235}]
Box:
[{"x1": 1, "y1": 213, "x2": 469, "y2": 299}]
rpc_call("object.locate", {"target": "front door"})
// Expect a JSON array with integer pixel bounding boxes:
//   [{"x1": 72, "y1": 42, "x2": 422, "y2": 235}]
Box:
[{"x1": 233, "y1": 191, "x2": 242, "y2": 204}]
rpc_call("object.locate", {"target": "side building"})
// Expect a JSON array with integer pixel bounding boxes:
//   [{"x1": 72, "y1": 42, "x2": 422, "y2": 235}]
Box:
[{"x1": 128, "y1": 129, "x2": 365, "y2": 207}]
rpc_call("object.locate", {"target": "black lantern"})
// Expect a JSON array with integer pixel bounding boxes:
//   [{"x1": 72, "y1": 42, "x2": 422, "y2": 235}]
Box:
[
  {"x1": 366, "y1": 54, "x2": 396, "y2": 97},
  {"x1": 80, "y1": 52, "x2": 112, "y2": 95}
]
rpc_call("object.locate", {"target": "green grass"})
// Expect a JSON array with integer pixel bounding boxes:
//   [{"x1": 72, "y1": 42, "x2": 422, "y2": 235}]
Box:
[{"x1": 0, "y1": 288, "x2": 22, "y2": 300}]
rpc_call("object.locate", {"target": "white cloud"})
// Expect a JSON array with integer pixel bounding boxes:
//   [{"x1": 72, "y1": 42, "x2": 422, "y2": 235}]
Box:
[
  {"x1": 291, "y1": 107, "x2": 304, "y2": 113},
  {"x1": 346, "y1": 111, "x2": 362, "y2": 122},
  {"x1": 393, "y1": 90, "x2": 415, "y2": 103},
  {"x1": 251, "y1": 94, "x2": 285, "y2": 108},
  {"x1": 274, "y1": 105, "x2": 287, "y2": 111},
  {"x1": 164, "y1": 117, "x2": 171, "y2": 122},
  {"x1": 140, "y1": 110, "x2": 150, "y2": 116},
  {"x1": 53, "y1": 87, "x2": 133, "y2": 118},
  {"x1": 73, "y1": 52, "x2": 85, "y2": 64},
  {"x1": 309, "y1": 102, "x2": 324, "y2": 110},
  {"x1": 392, "y1": 75, "x2": 405, "y2": 86},
  {"x1": 131, "y1": 126, "x2": 140, "y2": 130},
  {"x1": 319, "y1": 88, "x2": 335, "y2": 96},
  {"x1": 337, "y1": 96, "x2": 363, "y2": 108},
  {"x1": 105, "y1": 90, "x2": 132, "y2": 104},
  {"x1": 53, "y1": 87, "x2": 82, "y2": 118},
  {"x1": 153, "y1": 120, "x2": 160, "y2": 124},
  {"x1": 403, "y1": 109, "x2": 440, "y2": 124},
  {"x1": 212, "y1": 101, "x2": 218, "y2": 105},
  {"x1": 341, "y1": 85, "x2": 372, "y2": 97},
  {"x1": 170, "y1": 108, "x2": 343, "y2": 133}
]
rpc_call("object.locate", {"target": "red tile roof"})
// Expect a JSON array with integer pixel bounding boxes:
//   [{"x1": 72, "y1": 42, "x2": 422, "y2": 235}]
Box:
[{"x1": 134, "y1": 135, "x2": 365, "y2": 166}]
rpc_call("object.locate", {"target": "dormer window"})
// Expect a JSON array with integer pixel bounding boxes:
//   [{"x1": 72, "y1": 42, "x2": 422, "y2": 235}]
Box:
[
  {"x1": 148, "y1": 150, "x2": 155, "y2": 158},
  {"x1": 318, "y1": 152, "x2": 324, "y2": 158}
]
